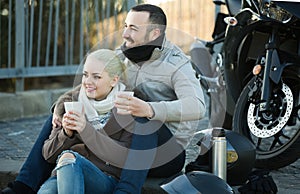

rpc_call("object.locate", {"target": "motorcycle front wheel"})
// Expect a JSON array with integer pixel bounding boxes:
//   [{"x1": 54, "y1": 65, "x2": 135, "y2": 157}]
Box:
[{"x1": 233, "y1": 75, "x2": 300, "y2": 170}]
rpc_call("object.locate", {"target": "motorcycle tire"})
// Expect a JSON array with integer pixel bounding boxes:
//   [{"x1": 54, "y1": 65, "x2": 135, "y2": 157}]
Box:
[{"x1": 233, "y1": 75, "x2": 300, "y2": 170}]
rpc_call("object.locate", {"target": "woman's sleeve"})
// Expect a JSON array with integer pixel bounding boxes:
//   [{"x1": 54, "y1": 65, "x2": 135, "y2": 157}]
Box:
[
  {"x1": 51, "y1": 85, "x2": 81, "y2": 117},
  {"x1": 78, "y1": 109, "x2": 134, "y2": 168},
  {"x1": 42, "y1": 127, "x2": 81, "y2": 163}
]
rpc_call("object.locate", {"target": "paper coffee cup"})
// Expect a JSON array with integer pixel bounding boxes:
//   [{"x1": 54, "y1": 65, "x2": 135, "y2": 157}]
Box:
[
  {"x1": 116, "y1": 91, "x2": 134, "y2": 114},
  {"x1": 64, "y1": 101, "x2": 83, "y2": 113}
]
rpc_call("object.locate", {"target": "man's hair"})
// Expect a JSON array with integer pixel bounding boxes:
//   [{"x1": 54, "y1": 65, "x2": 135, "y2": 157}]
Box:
[{"x1": 131, "y1": 4, "x2": 167, "y2": 33}]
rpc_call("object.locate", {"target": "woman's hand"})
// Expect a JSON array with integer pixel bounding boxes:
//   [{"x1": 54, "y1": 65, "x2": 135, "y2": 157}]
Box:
[
  {"x1": 114, "y1": 94, "x2": 154, "y2": 118},
  {"x1": 62, "y1": 110, "x2": 86, "y2": 134},
  {"x1": 52, "y1": 113, "x2": 62, "y2": 128}
]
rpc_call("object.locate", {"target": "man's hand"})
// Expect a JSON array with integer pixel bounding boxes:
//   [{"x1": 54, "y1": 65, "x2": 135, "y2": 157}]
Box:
[{"x1": 114, "y1": 94, "x2": 154, "y2": 118}]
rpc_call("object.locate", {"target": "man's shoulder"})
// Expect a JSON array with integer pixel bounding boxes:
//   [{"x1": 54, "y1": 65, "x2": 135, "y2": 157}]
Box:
[
  {"x1": 115, "y1": 47, "x2": 123, "y2": 55},
  {"x1": 164, "y1": 41, "x2": 190, "y2": 66},
  {"x1": 115, "y1": 47, "x2": 126, "y2": 60}
]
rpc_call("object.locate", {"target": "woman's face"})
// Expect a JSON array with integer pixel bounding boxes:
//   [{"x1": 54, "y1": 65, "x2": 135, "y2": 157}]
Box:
[{"x1": 82, "y1": 56, "x2": 118, "y2": 100}]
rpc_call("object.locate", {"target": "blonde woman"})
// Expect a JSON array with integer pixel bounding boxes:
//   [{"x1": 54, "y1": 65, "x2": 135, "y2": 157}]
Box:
[{"x1": 37, "y1": 49, "x2": 134, "y2": 194}]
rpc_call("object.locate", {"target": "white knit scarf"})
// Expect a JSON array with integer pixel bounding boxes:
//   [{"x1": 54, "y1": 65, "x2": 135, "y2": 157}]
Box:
[{"x1": 78, "y1": 82, "x2": 126, "y2": 130}]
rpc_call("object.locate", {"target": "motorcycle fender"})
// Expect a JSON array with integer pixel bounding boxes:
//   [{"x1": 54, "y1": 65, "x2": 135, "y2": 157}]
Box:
[
  {"x1": 190, "y1": 41, "x2": 214, "y2": 77},
  {"x1": 269, "y1": 49, "x2": 294, "y2": 84},
  {"x1": 269, "y1": 49, "x2": 282, "y2": 84}
]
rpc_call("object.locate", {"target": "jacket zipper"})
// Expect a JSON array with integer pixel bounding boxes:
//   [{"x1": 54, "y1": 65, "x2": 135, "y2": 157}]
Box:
[{"x1": 133, "y1": 63, "x2": 141, "y2": 88}]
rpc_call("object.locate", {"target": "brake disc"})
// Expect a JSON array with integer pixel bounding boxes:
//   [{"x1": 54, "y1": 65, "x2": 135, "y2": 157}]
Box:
[{"x1": 247, "y1": 83, "x2": 293, "y2": 138}]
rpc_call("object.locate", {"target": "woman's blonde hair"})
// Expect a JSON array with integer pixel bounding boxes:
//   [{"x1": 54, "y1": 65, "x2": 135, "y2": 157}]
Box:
[{"x1": 88, "y1": 49, "x2": 126, "y2": 79}]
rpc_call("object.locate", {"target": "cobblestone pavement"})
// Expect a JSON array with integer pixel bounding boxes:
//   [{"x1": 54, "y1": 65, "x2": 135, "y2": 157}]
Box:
[
  {"x1": 0, "y1": 115, "x2": 300, "y2": 193},
  {"x1": 0, "y1": 115, "x2": 49, "y2": 161}
]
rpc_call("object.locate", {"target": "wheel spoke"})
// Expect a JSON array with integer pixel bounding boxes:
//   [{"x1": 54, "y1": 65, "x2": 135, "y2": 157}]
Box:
[
  {"x1": 269, "y1": 137, "x2": 278, "y2": 150},
  {"x1": 280, "y1": 133, "x2": 291, "y2": 140},
  {"x1": 256, "y1": 138, "x2": 262, "y2": 149}
]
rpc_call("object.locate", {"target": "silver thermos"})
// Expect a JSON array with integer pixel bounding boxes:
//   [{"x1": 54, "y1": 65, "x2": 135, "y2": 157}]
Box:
[{"x1": 212, "y1": 127, "x2": 227, "y2": 181}]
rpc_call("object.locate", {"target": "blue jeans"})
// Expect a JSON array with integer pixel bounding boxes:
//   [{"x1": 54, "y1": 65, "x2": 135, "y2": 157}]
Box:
[
  {"x1": 16, "y1": 115, "x2": 55, "y2": 192},
  {"x1": 114, "y1": 118, "x2": 185, "y2": 194},
  {"x1": 37, "y1": 151, "x2": 118, "y2": 194},
  {"x1": 16, "y1": 115, "x2": 184, "y2": 193}
]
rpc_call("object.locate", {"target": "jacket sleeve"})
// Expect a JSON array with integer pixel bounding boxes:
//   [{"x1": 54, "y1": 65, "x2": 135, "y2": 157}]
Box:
[
  {"x1": 51, "y1": 85, "x2": 81, "y2": 118},
  {"x1": 42, "y1": 126, "x2": 81, "y2": 163},
  {"x1": 149, "y1": 59, "x2": 206, "y2": 122},
  {"x1": 78, "y1": 110, "x2": 134, "y2": 169}
]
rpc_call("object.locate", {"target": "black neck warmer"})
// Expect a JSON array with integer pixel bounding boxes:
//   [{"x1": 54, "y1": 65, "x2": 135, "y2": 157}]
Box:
[{"x1": 121, "y1": 34, "x2": 165, "y2": 64}]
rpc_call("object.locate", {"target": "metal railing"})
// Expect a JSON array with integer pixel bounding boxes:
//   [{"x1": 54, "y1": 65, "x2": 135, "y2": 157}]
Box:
[
  {"x1": 0, "y1": 0, "x2": 217, "y2": 92},
  {"x1": 0, "y1": 0, "x2": 139, "y2": 91}
]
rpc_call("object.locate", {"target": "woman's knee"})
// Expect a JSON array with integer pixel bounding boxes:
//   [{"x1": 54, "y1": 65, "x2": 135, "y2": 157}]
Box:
[
  {"x1": 57, "y1": 152, "x2": 76, "y2": 168},
  {"x1": 58, "y1": 152, "x2": 75, "y2": 162}
]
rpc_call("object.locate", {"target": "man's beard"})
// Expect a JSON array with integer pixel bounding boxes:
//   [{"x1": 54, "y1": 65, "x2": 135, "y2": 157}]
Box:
[
  {"x1": 124, "y1": 32, "x2": 151, "y2": 48},
  {"x1": 121, "y1": 33, "x2": 165, "y2": 64}
]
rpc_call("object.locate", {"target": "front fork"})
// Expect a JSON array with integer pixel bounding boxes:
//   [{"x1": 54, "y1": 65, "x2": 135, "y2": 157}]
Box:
[{"x1": 259, "y1": 28, "x2": 279, "y2": 112}]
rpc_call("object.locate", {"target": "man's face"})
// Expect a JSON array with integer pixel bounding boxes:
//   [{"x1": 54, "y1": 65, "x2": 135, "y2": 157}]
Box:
[{"x1": 122, "y1": 11, "x2": 156, "y2": 48}]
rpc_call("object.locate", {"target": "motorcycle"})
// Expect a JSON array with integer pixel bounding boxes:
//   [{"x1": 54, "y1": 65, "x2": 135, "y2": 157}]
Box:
[
  {"x1": 223, "y1": 0, "x2": 300, "y2": 169},
  {"x1": 192, "y1": 0, "x2": 300, "y2": 170},
  {"x1": 190, "y1": 0, "x2": 240, "y2": 129}
]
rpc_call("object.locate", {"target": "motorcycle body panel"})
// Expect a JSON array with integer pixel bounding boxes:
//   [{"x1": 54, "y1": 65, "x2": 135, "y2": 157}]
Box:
[
  {"x1": 273, "y1": 1, "x2": 300, "y2": 19},
  {"x1": 225, "y1": 0, "x2": 242, "y2": 15}
]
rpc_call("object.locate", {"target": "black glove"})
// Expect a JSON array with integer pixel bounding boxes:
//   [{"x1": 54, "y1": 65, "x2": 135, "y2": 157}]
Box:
[{"x1": 238, "y1": 169, "x2": 278, "y2": 194}]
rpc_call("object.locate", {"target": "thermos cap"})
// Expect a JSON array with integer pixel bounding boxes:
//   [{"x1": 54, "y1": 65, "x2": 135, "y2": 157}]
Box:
[{"x1": 212, "y1": 127, "x2": 226, "y2": 137}]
